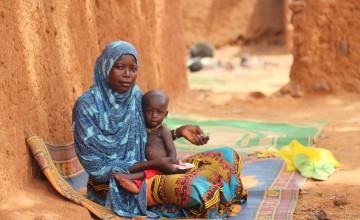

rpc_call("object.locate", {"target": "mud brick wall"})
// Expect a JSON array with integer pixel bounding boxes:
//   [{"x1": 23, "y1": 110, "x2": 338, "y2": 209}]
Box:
[
  {"x1": 288, "y1": 0, "x2": 360, "y2": 95},
  {"x1": 0, "y1": 0, "x2": 187, "y2": 199}
]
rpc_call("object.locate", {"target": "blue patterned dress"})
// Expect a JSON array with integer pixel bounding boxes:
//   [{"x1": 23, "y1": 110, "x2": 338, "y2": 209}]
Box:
[{"x1": 72, "y1": 41, "x2": 148, "y2": 217}]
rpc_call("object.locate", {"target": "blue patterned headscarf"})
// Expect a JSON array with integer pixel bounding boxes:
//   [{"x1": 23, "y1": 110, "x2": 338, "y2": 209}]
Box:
[{"x1": 72, "y1": 41, "x2": 147, "y2": 217}]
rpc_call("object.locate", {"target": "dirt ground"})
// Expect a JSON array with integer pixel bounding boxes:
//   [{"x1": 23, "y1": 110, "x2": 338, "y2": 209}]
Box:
[
  {"x1": 175, "y1": 88, "x2": 360, "y2": 220},
  {"x1": 174, "y1": 45, "x2": 360, "y2": 220},
  {"x1": 2, "y1": 46, "x2": 360, "y2": 219}
]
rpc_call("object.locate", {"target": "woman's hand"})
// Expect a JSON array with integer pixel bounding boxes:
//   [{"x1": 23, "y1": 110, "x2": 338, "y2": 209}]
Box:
[
  {"x1": 177, "y1": 125, "x2": 209, "y2": 146},
  {"x1": 156, "y1": 157, "x2": 187, "y2": 174}
]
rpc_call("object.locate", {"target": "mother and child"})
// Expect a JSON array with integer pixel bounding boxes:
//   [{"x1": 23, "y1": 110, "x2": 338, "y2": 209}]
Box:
[{"x1": 72, "y1": 40, "x2": 248, "y2": 218}]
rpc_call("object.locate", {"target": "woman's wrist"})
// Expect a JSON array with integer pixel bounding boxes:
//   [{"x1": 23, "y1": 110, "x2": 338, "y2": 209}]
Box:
[
  {"x1": 172, "y1": 128, "x2": 177, "y2": 140},
  {"x1": 172, "y1": 127, "x2": 182, "y2": 140},
  {"x1": 175, "y1": 126, "x2": 185, "y2": 139}
]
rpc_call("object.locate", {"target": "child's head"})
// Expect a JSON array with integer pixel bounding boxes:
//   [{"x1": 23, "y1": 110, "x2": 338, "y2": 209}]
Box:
[{"x1": 142, "y1": 90, "x2": 169, "y2": 128}]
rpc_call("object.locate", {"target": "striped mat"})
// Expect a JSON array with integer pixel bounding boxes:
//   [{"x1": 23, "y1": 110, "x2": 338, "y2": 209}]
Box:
[{"x1": 26, "y1": 115, "x2": 325, "y2": 219}]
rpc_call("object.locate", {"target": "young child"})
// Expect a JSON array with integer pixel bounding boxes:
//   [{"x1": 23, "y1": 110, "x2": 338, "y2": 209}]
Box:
[{"x1": 113, "y1": 89, "x2": 187, "y2": 193}]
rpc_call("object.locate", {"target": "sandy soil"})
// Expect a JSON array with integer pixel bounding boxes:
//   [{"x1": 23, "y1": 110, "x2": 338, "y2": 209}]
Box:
[
  {"x1": 174, "y1": 90, "x2": 360, "y2": 220},
  {"x1": 2, "y1": 46, "x2": 359, "y2": 219},
  {"x1": 174, "y1": 45, "x2": 360, "y2": 220}
]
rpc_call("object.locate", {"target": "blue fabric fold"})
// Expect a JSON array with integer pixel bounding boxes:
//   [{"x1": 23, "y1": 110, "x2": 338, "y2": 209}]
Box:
[{"x1": 72, "y1": 40, "x2": 148, "y2": 217}]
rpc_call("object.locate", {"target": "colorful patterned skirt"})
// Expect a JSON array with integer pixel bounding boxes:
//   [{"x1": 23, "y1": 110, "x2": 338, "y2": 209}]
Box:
[
  {"x1": 148, "y1": 147, "x2": 247, "y2": 218},
  {"x1": 87, "y1": 147, "x2": 247, "y2": 218}
]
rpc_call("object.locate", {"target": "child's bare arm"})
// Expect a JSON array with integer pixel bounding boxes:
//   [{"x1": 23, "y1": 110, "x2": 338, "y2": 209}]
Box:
[{"x1": 161, "y1": 127, "x2": 177, "y2": 158}]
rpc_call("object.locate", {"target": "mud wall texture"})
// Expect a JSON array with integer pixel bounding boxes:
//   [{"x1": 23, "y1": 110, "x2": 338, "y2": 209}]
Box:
[
  {"x1": 0, "y1": 0, "x2": 186, "y2": 199},
  {"x1": 284, "y1": 0, "x2": 294, "y2": 51},
  {"x1": 181, "y1": 0, "x2": 286, "y2": 48},
  {"x1": 288, "y1": 0, "x2": 360, "y2": 95}
]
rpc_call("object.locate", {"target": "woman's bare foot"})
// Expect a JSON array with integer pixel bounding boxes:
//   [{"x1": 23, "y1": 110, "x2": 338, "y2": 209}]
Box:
[{"x1": 112, "y1": 172, "x2": 140, "y2": 194}]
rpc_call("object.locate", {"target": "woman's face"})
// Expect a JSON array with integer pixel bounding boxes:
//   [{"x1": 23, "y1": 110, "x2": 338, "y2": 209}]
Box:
[{"x1": 108, "y1": 54, "x2": 138, "y2": 94}]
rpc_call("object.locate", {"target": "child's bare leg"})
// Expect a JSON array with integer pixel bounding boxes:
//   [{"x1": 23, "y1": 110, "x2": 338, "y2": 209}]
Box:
[{"x1": 112, "y1": 171, "x2": 145, "y2": 194}]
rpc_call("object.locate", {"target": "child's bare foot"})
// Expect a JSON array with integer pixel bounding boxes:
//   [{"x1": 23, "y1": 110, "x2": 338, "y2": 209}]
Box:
[{"x1": 112, "y1": 172, "x2": 140, "y2": 194}]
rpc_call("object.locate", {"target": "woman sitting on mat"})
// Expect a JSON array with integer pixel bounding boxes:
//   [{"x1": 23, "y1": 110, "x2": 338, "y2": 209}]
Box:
[{"x1": 72, "y1": 40, "x2": 247, "y2": 218}]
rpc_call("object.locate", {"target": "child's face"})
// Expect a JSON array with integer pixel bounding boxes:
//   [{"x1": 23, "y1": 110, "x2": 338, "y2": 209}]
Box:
[{"x1": 143, "y1": 98, "x2": 168, "y2": 128}]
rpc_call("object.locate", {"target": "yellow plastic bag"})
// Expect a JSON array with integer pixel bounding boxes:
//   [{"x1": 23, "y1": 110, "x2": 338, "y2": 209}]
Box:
[{"x1": 279, "y1": 139, "x2": 342, "y2": 171}]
